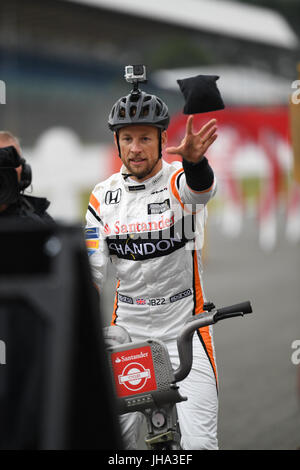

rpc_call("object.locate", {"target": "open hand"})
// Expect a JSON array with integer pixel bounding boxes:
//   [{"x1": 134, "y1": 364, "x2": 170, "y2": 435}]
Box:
[{"x1": 166, "y1": 116, "x2": 217, "y2": 163}]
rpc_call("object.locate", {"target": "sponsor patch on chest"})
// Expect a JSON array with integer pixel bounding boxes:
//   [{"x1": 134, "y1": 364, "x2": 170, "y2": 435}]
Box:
[{"x1": 147, "y1": 198, "x2": 170, "y2": 215}]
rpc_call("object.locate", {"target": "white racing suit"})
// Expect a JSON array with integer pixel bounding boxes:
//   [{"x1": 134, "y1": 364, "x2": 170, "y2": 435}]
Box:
[{"x1": 85, "y1": 159, "x2": 218, "y2": 450}]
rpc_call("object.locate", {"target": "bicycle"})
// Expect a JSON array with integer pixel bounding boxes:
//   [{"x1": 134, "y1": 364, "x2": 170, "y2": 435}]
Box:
[{"x1": 104, "y1": 300, "x2": 253, "y2": 450}]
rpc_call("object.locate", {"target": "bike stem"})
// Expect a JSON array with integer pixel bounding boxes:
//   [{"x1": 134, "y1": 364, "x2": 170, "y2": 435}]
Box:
[{"x1": 173, "y1": 311, "x2": 215, "y2": 383}]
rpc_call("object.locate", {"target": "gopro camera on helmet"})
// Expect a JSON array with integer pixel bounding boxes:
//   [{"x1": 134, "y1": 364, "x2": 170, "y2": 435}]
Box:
[
  {"x1": 125, "y1": 65, "x2": 147, "y2": 99},
  {"x1": 124, "y1": 65, "x2": 147, "y2": 84}
]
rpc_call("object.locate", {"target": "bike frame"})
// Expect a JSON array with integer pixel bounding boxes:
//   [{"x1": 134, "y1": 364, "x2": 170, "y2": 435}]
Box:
[{"x1": 105, "y1": 300, "x2": 252, "y2": 450}]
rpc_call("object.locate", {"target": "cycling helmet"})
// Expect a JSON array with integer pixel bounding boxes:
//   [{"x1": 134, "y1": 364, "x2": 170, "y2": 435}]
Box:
[{"x1": 108, "y1": 91, "x2": 170, "y2": 132}]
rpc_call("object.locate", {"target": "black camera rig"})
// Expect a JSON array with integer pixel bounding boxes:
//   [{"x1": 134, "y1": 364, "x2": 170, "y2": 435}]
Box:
[{"x1": 0, "y1": 146, "x2": 32, "y2": 205}]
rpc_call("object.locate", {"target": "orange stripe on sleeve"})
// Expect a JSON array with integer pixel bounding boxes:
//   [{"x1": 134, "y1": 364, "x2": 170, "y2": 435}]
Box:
[
  {"x1": 170, "y1": 168, "x2": 185, "y2": 209},
  {"x1": 171, "y1": 168, "x2": 206, "y2": 215},
  {"x1": 89, "y1": 193, "x2": 100, "y2": 214},
  {"x1": 193, "y1": 250, "x2": 218, "y2": 386},
  {"x1": 111, "y1": 280, "x2": 120, "y2": 326}
]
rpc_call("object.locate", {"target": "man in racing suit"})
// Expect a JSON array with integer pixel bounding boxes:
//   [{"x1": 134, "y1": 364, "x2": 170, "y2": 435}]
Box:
[{"x1": 85, "y1": 85, "x2": 218, "y2": 450}]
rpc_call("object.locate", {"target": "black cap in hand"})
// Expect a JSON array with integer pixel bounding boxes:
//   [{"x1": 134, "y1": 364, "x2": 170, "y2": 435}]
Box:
[{"x1": 177, "y1": 75, "x2": 225, "y2": 114}]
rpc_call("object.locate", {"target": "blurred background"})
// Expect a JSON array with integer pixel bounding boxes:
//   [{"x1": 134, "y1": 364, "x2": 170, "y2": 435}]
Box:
[{"x1": 0, "y1": 0, "x2": 299, "y2": 449}]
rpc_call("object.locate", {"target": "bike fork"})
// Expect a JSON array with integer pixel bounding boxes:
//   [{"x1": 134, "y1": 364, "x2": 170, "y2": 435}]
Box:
[{"x1": 143, "y1": 404, "x2": 181, "y2": 450}]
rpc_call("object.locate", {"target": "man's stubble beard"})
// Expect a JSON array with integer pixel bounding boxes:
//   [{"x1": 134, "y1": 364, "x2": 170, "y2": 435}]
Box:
[{"x1": 125, "y1": 156, "x2": 160, "y2": 181}]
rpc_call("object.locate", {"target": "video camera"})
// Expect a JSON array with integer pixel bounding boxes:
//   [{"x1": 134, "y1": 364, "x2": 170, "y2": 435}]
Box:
[
  {"x1": 124, "y1": 65, "x2": 147, "y2": 84},
  {"x1": 0, "y1": 146, "x2": 32, "y2": 205},
  {"x1": 124, "y1": 64, "x2": 147, "y2": 99}
]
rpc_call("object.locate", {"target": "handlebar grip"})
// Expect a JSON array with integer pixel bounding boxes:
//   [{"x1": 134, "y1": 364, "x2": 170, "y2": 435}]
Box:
[
  {"x1": 217, "y1": 301, "x2": 252, "y2": 316},
  {"x1": 214, "y1": 301, "x2": 252, "y2": 322}
]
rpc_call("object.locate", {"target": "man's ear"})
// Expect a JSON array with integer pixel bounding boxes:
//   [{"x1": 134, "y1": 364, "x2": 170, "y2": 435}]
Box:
[
  {"x1": 161, "y1": 130, "x2": 168, "y2": 148},
  {"x1": 113, "y1": 132, "x2": 118, "y2": 148}
]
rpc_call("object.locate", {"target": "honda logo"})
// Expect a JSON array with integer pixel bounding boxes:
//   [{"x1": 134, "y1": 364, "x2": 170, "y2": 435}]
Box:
[{"x1": 105, "y1": 188, "x2": 122, "y2": 205}]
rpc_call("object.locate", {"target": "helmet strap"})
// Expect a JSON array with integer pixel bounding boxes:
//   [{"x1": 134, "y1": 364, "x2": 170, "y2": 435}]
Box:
[
  {"x1": 158, "y1": 129, "x2": 162, "y2": 159},
  {"x1": 116, "y1": 131, "x2": 122, "y2": 158}
]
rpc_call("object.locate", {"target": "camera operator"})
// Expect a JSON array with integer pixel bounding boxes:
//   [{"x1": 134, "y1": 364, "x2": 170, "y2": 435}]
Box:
[
  {"x1": 0, "y1": 131, "x2": 53, "y2": 223},
  {"x1": 0, "y1": 131, "x2": 54, "y2": 449}
]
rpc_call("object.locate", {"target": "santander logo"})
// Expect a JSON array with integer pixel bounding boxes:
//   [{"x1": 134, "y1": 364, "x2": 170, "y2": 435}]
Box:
[
  {"x1": 104, "y1": 213, "x2": 175, "y2": 236},
  {"x1": 104, "y1": 223, "x2": 111, "y2": 235}
]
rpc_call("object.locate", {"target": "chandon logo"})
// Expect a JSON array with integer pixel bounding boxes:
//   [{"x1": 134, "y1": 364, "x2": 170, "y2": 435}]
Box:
[{"x1": 108, "y1": 236, "x2": 186, "y2": 260}]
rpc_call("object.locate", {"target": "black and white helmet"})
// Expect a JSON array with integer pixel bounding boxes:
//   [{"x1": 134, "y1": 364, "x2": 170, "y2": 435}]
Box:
[{"x1": 108, "y1": 91, "x2": 170, "y2": 132}]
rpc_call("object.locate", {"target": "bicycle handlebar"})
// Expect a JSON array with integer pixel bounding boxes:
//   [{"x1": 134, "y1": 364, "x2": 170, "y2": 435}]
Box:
[
  {"x1": 213, "y1": 301, "x2": 252, "y2": 321},
  {"x1": 173, "y1": 301, "x2": 252, "y2": 383}
]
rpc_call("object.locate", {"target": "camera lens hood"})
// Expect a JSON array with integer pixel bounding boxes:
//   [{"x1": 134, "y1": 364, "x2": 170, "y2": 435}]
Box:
[{"x1": 0, "y1": 168, "x2": 20, "y2": 205}]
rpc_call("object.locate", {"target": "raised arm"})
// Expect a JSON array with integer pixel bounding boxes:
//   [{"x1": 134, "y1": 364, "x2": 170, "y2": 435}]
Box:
[{"x1": 166, "y1": 116, "x2": 217, "y2": 206}]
